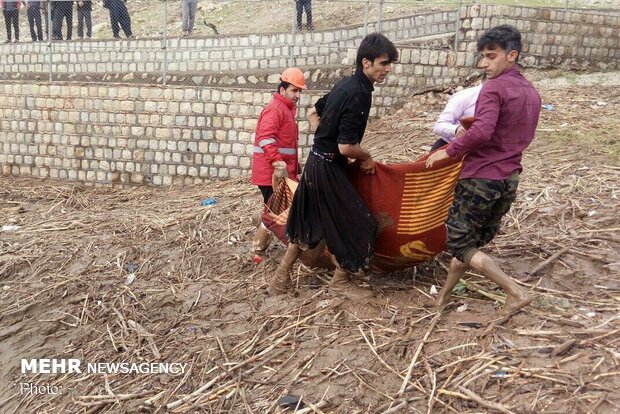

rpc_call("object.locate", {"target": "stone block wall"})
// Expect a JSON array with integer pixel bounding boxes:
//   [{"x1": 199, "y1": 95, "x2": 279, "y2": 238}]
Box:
[
  {"x1": 0, "y1": 10, "x2": 457, "y2": 75},
  {"x1": 0, "y1": 82, "x2": 409, "y2": 185},
  {"x1": 459, "y1": 5, "x2": 619, "y2": 70}
]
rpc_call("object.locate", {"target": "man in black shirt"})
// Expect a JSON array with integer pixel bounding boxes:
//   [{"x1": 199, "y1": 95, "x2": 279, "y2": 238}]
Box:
[{"x1": 270, "y1": 33, "x2": 398, "y2": 299}]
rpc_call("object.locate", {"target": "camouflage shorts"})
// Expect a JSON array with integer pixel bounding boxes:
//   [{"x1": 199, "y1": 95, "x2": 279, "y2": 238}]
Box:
[{"x1": 446, "y1": 172, "x2": 519, "y2": 264}]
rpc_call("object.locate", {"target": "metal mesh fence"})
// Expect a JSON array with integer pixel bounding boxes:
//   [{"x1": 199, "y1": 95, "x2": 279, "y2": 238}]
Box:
[
  {"x1": 0, "y1": 0, "x2": 618, "y2": 84},
  {"x1": 1, "y1": 0, "x2": 616, "y2": 44}
]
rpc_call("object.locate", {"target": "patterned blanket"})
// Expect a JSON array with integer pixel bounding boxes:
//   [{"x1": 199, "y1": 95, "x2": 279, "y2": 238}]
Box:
[{"x1": 262, "y1": 152, "x2": 462, "y2": 271}]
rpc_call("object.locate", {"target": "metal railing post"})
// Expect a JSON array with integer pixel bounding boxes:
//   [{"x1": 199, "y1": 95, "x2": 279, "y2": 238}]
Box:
[
  {"x1": 377, "y1": 0, "x2": 384, "y2": 33},
  {"x1": 162, "y1": 0, "x2": 168, "y2": 86},
  {"x1": 290, "y1": 0, "x2": 296, "y2": 67},
  {"x1": 47, "y1": 0, "x2": 53, "y2": 82},
  {"x1": 364, "y1": 0, "x2": 369, "y2": 36},
  {"x1": 454, "y1": 0, "x2": 463, "y2": 52}
]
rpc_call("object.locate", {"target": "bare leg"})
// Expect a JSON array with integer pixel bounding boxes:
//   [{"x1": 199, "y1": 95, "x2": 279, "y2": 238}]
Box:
[
  {"x1": 436, "y1": 257, "x2": 469, "y2": 307},
  {"x1": 269, "y1": 243, "x2": 302, "y2": 294},
  {"x1": 469, "y1": 251, "x2": 531, "y2": 315},
  {"x1": 329, "y1": 267, "x2": 374, "y2": 299}
]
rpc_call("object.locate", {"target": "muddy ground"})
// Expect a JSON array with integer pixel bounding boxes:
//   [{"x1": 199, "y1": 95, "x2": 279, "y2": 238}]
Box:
[{"x1": 0, "y1": 71, "x2": 618, "y2": 413}]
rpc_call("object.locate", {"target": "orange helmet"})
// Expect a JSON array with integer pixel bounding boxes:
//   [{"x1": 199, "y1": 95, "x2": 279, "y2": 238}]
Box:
[{"x1": 280, "y1": 67, "x2": 307, "y2": 90}]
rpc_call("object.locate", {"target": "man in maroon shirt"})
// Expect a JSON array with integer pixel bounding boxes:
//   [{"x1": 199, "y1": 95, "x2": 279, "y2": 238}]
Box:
[{"x1": 426, "y1": 25, "x2": 541, "y2": 315}]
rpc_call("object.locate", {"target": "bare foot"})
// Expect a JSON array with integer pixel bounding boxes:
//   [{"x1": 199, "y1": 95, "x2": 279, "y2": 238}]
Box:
[
  {"x1": 435, "y1": 292, "x2": 451, "y2": 308},
  {"x1": 418, "y1": 298, "x2": 436, "y2": 309},
  {"x1": 501, "y1": 294, "x2": 532, "y2": 315}
]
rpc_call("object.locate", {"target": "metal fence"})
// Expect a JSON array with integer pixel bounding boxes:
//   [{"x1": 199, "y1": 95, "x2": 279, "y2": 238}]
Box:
[{"x1": 1, "y1": 0, "x2": 618, "y2": 85}]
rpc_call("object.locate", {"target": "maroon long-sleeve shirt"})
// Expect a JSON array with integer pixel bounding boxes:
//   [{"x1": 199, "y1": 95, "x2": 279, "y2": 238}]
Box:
[{"x1": 446, "y1": 66, "x2": 541, "y2": 180}]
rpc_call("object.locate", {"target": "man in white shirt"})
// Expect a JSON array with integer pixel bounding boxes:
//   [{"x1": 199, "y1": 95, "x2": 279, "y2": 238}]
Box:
[{"x1": 431, "y1": 83, "x2": 483, "y2": 151}]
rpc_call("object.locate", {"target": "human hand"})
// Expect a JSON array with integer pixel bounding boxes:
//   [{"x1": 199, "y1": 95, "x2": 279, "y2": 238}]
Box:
[
  {"x1": 271, "y1": 165, "x2": 288, "y2": 189},
  {"x1": 360, "y1": 157, "x2": 375, "y2": 175},
  {"x1": 271, "y1": 160, "x2": 286, "y2": 171},
  {"x1": 273, "y1": 168, "x2": 289, "y2": 179},
  {"x1": 271, "y1": 160, "x2": 288, "y2": 185},
  {"x1": 308, "y1": 108, "x2": 319, "y2": 132},
  {"x1": 459, "y1": 116, "x2": 474, "y2": 131},
  {"x1": 455, "y1": 126, "x2": 466, "y2": 138},
  {"x1": 425, "y1": 149, "x2": 449, "y2": 168}
]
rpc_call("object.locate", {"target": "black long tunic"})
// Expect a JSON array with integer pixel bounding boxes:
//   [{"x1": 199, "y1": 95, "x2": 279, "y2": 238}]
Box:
[{"x1": 286, "y1": 68, "x2": 377, "y2": 273}]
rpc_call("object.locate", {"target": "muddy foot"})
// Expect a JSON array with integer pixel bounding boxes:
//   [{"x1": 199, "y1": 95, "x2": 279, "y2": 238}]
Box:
[
  {"x1": 329, "y1": 282, "x2": 374, "y2": 300},
  {"x1": 329, "y1": 270, "x2": 374, "y2": 300},
  {"x1": 267, "y1": 269, "x2": 292, "y2": 295},
  {"x1": 500, "y1": 294, "x2": 533, "y2": 315},
  {"x1": 434, "y1": 293, "x2": 452, "y2": 308}
]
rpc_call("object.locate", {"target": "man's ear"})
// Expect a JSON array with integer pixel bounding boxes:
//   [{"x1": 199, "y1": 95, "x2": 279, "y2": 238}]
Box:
[
  {"x1": 361, "y1": 57, "x2": 371, "y2": 70},
  {"x1": 507, "y1": 50, "x2": 519, "y2": 63}
]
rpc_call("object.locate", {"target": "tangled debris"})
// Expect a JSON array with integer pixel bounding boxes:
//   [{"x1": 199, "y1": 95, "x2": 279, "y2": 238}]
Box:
[{"x1": 0, "y1": 75, "x2": 618, "y2": 413}]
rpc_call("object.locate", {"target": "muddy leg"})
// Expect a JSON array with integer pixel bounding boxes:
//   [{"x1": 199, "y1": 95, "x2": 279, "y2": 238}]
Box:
[
  {"x1": 469, "y1": 251, "x2": 531, "y2": 315},
  {"x1": 252, "y1": 222, "x2": 273, "y2": 253},
  {"x1": 436, "y1": 258, "x2": 469, "y2": 307},
  {"x1": 269, "y1": 243, "x2": 302, "y2": 294}
]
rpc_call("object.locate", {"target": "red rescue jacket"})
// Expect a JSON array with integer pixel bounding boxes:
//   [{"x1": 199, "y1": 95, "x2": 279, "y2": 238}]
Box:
[{"x1": 251, "y1": 93, "x2": 299, "y2": 186}]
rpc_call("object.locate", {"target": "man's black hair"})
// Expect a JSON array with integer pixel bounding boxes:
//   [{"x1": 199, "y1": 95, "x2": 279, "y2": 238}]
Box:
[
  {"x1": 477, "y1": 25, "x2": 522, "y2": 61},
  {"x1": 356, "y1": 33, "x2": 398, "y2": 69},
  {"x1": 277, "y1": 81, "x2": 292, "y2": 94}
]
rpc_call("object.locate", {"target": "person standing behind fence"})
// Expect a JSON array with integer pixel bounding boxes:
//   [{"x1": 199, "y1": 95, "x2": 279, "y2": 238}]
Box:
[
  {"x1": 76, "y1": 0, "x2": 91, "y2": 38},
  {"x1": 52, "y1": 0, "x2": 73, "y2": 40},
  {"x1": 104, "y1": 0, "x2": 132, "y2": 39},
  {"x1": 25, "y1": 0, "x2": 43, "y2": 41},
  {"x1": 181, "y1": 0, "x2": 197, "y2": 36},
  {"x1": 40, "y1": 0, "x2": 49, "y2": 39},
  {"x1": 296, "y1": 0, "x2": 312, "y2": 31},
  {"x1": 1, "y1": 0, "x2": 22, "y2": 43}
]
